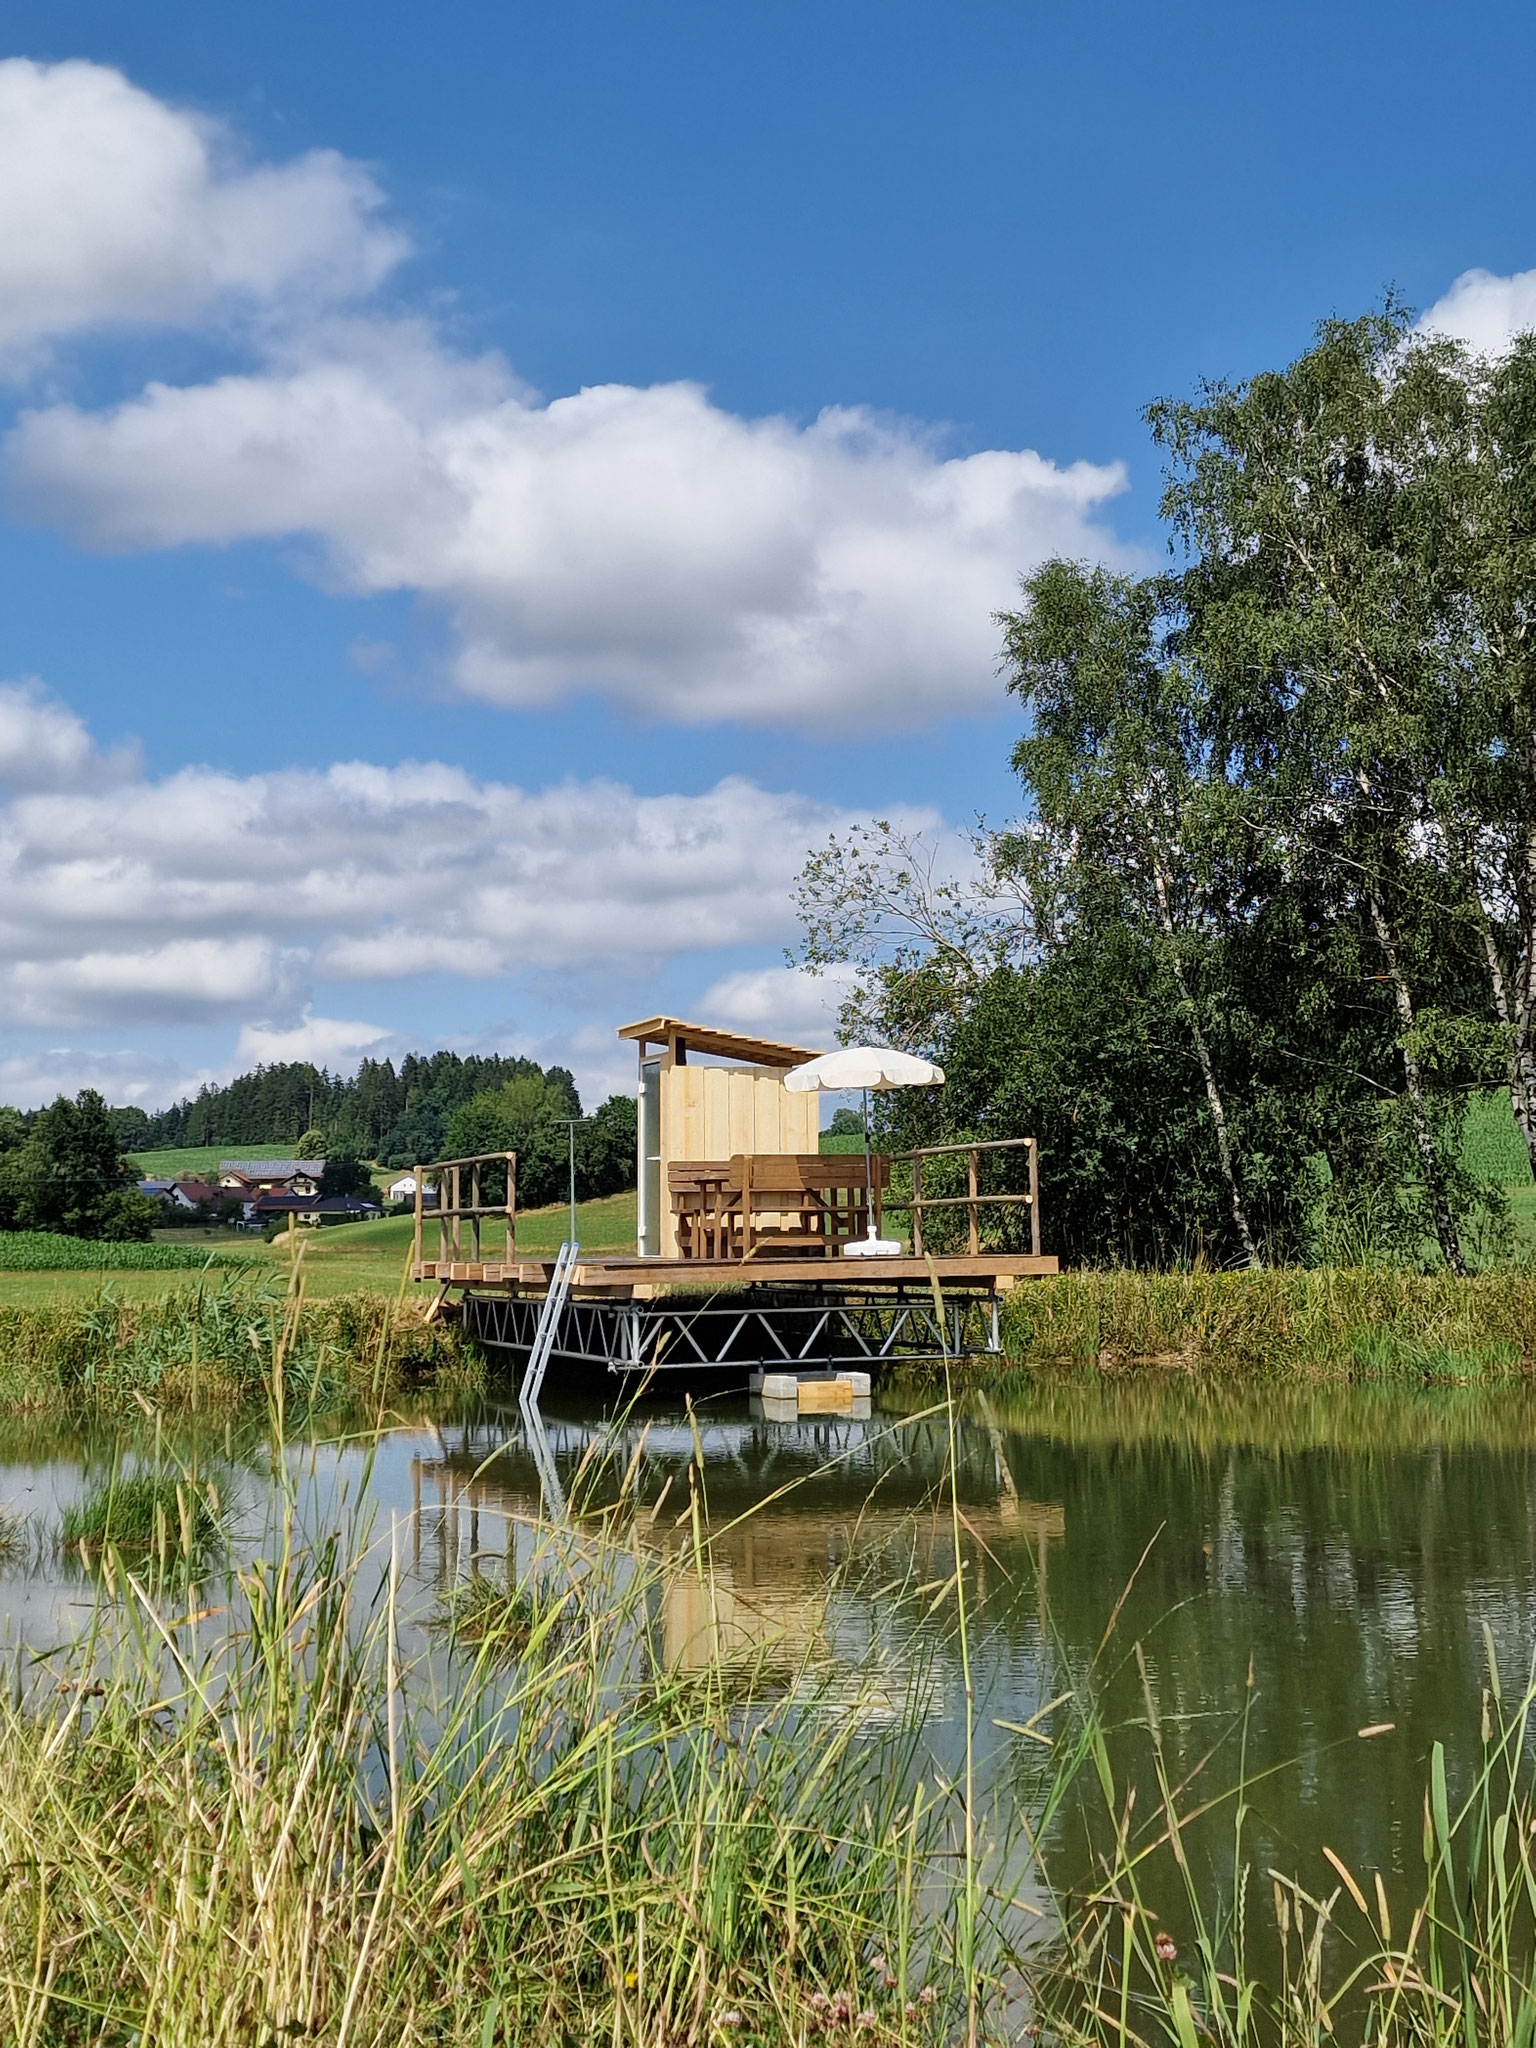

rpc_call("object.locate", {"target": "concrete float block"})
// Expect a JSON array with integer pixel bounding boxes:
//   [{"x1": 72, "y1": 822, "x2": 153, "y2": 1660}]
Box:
[
  {"x1": 756, "y1": 1371, "x2": 873, "y2": 1420},
  {"x1": 797, "y1": 1378, "x2": 854, "y2": 1414}
]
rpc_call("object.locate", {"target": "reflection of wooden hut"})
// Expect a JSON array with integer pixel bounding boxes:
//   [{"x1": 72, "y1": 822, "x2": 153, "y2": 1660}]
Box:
[{"x1": 618, "y1": 1016, "x2": 824, "y2": 1257}]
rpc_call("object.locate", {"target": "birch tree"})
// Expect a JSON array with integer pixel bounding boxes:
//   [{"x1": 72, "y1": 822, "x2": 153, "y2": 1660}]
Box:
[
  {"x1": 1149, "y1": 307, "x2": 1484, "y2": 1274},
  {"x1": 998, "y1": 562, "x2": 1267, "y2": 1267}
]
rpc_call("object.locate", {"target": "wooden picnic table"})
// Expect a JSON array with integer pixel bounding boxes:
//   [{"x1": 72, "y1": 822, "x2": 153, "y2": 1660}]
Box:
[{"x1": 668, "y1": 1152, "x2": 891, "y2": 1261}]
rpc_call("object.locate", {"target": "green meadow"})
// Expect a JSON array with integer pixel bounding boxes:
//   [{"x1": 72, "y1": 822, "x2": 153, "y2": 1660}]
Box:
[
  {"x1": 125, "y1": 1142, "x2": 298, "y2": 1181},
  {"x1": 0, "y1": 1190, "x2": 638, "y2": 1307}
]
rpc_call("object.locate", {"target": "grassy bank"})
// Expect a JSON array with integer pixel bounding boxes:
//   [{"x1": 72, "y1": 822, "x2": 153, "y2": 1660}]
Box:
[
  {"x1": 0, "y1": 1271, "x2": 481, "y2": 1411},
  {"x1": 0, "y1": 1191, "x2": 641, "y2": 1412},
  {"x1": 996, "y1": 1266, "x2": 1536, "y2": 1378}
]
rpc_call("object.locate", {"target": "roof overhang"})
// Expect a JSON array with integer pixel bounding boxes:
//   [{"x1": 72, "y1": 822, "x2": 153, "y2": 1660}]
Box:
[{"x1": 617, "y1": 1014, "x2": 825, "y2": 1069}]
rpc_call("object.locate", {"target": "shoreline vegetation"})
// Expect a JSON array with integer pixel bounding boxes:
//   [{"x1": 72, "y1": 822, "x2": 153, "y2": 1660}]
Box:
[
  {"x1": 0, "y1": 1272, "x2": 480, "y2": 1412},
  {"x1": 2, "y1": 1414, "x2": 1534, "y2": 2043},
  {"x1": 995, "y1": 1268, "x2": 1536, "y2": 1380},
  {"x1": 14, "y1": 1260, "x2": 1536, "y2": 1414}
]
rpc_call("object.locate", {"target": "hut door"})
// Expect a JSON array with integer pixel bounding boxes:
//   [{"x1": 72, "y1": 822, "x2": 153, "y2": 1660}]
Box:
[{"x1": 639, "y1": 1058, "x2": 662, "y2": 1255}]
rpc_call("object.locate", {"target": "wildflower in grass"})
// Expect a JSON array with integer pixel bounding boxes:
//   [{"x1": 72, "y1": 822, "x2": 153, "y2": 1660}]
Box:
[{"x1": 1154, "y1": 1931, "x2": 1178, "y2": 1963}]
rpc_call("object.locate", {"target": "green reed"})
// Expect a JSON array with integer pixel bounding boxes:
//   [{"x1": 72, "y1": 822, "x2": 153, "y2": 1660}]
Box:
[
  {"x1": 1028, "y1": 1631, "x2": 1536, "y2": 2048},
  {"x1": 60, "y1": 1467, "x2": 225, "y2": 1572},
  {"x1": 994, "y1": 1268, "x2": 1536, "y2": 1379},
  {"x1": 0, "y1": 1438, "x2": 1028, "y2": 2045},
  {"x1": 0, "y1": 1269, "x2": 481, "y2": 1413}
]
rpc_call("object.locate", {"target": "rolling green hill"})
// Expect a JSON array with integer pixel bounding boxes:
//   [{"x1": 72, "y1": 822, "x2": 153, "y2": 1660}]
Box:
[{"x1": 126, "y1": 1143, "x2": 299, "y2": 1182}]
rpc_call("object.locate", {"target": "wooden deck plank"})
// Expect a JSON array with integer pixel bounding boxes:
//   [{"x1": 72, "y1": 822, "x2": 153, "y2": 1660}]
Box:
[{"x1": 413, "y1": 1252, "x2": 1057, "y2": 1288}]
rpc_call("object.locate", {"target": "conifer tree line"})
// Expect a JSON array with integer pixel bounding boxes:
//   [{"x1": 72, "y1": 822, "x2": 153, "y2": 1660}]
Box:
[
  {"x1": 0, "y1": 1049, "x2": 638, "y2": 1238},
  {"x1": 117, "y1": 1049, "x2": 598, "y2": 1166},
  {"x1": 797, "y1": 304, "x2": 1536, "y2": 1271}
]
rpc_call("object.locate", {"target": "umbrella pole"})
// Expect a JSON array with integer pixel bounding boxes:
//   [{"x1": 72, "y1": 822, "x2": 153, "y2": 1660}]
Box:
[{"x1": 862, "y1": 1086, "x2": 874, "y2": 1238}]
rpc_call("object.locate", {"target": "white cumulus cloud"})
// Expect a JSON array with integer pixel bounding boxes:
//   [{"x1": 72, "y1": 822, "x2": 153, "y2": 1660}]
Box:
[
  {"x1": 1418, "y1": 265, "x2": 1536, "y2": 355},
  {"x1": 234, "y1": 1011, "x2": 394, "y2": 1070},
  {"x1": 0, "y1": 679, "x2": 137, "y2": 789},
  {"x1": 10, "y1": 338, "x2": 1130, "y2": 729},
  {"x1": 0, "y1": 687, "x2": 858, "y2": 1031},
  {"x1": 0, "y1": 57, "x2": 1131, "y2": 732},
  {"x1": 694, "y1": 964, "x2": 854, "y2": 1050},
  {"x1": 0, "y1": 56, "x2": 404, "y2": 362}
]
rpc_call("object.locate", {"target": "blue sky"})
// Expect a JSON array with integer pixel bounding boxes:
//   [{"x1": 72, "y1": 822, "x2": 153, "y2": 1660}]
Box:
[{"x1": 0, "y1": 0, "x2": 1531, "y2": 1111}]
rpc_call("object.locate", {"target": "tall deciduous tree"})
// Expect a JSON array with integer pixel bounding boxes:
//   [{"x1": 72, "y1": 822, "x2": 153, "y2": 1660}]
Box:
[
  {"x1": 997, "y1": 562, "x2": 1265, "y2": 1266},
  {"x1": 1457, "y1": 334, "x2": 1536, "y2": 1177},
  {"x1": 1149, "y1": 307, "x2": 1486, "y2": 1274}
]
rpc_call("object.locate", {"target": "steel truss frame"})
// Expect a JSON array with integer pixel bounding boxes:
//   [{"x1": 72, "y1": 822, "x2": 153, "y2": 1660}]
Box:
[{"x1": 460, "y1": 1281, "x2": 1002, "y2": 1375}]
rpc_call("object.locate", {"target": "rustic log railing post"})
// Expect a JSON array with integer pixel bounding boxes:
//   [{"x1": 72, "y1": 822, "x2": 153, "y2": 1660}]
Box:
[
  {"x1": 894, "y1": 1136, "x2": 1039, "y2": 1257},
  {"x1": 416, "y1": 1150, "x2": 518, "y2": 1274}
]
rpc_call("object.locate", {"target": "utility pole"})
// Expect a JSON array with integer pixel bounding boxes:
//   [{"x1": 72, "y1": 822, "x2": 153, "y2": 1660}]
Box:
[{"x1": 553, "y1": 1117, "x2": 591, "y2": 1246}]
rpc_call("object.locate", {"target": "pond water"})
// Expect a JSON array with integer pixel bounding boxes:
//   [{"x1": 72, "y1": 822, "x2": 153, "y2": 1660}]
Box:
[{"x1": 6, "y1": 1370, "x2": 1536, "y2": 1936}]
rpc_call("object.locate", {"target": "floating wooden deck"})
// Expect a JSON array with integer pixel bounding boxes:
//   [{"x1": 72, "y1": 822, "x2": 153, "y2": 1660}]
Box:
[
  {"x1": 412, "y1": 1251, "x2": 1058, "y2": 1295},
  {"x1": 420, "y1": 1251, "x2": 1058, "y2": 1379},
  {"x1": 412, "y1": 1037, "x2": 1055, "y2": 1387}
]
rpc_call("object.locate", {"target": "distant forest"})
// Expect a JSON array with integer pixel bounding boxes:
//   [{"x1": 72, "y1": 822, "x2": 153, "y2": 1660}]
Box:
[{"x1": 113, "y1": 1051, "x2": 608, "y2": 1170}]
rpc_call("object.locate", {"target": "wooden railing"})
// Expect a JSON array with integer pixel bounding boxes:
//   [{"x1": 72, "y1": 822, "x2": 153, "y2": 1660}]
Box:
[
  {"x1": 894, "y1": 1137, "x2": 1040, "y2": 1258},
  {"x1": 413, "y1": 1151, "x2": 517, "y2": 1270}
]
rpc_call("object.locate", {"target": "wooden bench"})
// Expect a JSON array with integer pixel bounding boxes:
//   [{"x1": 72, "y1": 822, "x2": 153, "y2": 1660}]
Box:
[{"x1": 668, "y1": 1153, "x2": 892, "y2": 1260}]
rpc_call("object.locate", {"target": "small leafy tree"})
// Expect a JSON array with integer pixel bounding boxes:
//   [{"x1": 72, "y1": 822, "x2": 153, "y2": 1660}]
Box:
[
  {"x1": 0, "y1": 1090, "x2": 154, "y2": 1239},
  {"x1": 318, "y1": 1153, "x2": 371, "y2": 1199}
]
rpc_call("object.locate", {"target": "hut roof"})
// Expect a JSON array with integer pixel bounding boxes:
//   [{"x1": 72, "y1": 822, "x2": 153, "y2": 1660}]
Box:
[{"x1": 617, "y1": 1015, "x2": 826, "y2": 1068}]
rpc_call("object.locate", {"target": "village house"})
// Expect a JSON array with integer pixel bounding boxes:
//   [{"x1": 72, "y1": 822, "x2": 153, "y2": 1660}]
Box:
[
  {"x1": 138, "y1": 1177, "x2": 240, "y2": 1215},
  {"x1": 251, "y1": 1191, "x2": 381, "y2": 1228},
  {"x1": 217, "y1": 1158, "x2": 325, "y2": 1197}
]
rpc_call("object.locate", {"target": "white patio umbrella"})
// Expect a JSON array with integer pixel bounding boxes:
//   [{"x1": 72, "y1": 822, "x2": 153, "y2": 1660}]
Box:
[{"x1": 784, "y1": 1046, "x2": 944, "y2": 1256}]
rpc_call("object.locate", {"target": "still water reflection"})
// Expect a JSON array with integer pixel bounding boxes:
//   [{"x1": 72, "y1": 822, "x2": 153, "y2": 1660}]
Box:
[{"x1": 6, "y1": 1373, "x2": 1536, "y2": 1914}]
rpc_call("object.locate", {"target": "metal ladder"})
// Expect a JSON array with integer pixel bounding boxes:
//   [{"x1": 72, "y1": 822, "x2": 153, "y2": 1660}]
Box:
[{"x1": 519, "y1": 1240, "x2": 578, "y2": 1413}]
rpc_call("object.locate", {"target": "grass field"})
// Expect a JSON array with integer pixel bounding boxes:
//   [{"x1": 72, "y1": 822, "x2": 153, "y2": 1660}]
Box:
[
  {"x1": 1463, "y1": 1088, "x2": 1535, "y2": 1183},
  {"x1": 125, "y1": 1142, "x2": 297, "y2": 1180},
  {"x1": 0, "y1": 1190, "x2": 638, "y2": 1306}
]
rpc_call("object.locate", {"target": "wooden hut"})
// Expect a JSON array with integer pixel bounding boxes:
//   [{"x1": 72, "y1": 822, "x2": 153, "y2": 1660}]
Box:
[{"x1": 617, "y1": 1016, "x2": 824, "y2": 1256}]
